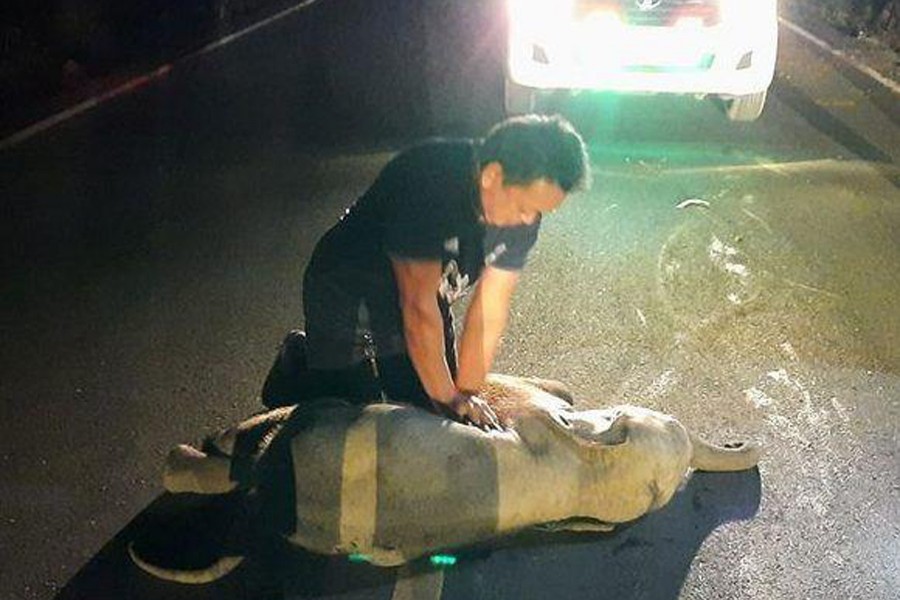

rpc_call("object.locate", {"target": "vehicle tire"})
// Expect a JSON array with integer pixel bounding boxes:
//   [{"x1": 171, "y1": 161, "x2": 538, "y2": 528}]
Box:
[
  {"x1": 726, "y1": 90, "x2": 767, "y2": 122},
  {"x1": 504, "y1": 77, "x2": 536, "y2": 115}
]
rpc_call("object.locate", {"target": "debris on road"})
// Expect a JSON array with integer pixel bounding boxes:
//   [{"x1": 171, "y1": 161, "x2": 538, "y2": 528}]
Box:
[{"x1": 676, "y1": 198, "x2": 711, "y2": 210}]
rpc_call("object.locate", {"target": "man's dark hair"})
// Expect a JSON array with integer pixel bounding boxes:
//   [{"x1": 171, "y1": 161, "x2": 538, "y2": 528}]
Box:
[{"x1": 478, "y1": 114, "x2": 591, "y2": 193}]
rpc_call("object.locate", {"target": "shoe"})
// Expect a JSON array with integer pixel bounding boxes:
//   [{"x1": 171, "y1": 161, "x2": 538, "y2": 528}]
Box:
[{"x1": 261, "y1": 330, "x2": 309, "y2": 409}]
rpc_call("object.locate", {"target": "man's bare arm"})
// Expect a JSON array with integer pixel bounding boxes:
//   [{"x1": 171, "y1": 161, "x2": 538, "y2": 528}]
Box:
[
  {"x1": 456, "y1": 266, "x2": 521, "y2": 394},
  {"x1": 390, "y1": 258, "x2": 457, "y2": 403},
  {"x1": 390, "y1": 258, "x2": 501, "y2": 430}
]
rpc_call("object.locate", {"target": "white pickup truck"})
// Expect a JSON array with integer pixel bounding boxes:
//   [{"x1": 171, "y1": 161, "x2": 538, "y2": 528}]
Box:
[{"x1": 504, "y1": 0, "x2": 779, "y2": 121}]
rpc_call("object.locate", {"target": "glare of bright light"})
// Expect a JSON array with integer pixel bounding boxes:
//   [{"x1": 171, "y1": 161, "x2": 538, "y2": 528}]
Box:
[
  {"x1": 579, "y1": 20, "x2": 705, "y2": 71},
  {"x1": 505, "y1": 0, "x2": 777, "y2": 95},
  {"x1": 429, "y1": 554, "x2": 458, "y2": 566},
  {"x1": 675, "y1": 17, "x2": 705, "y2": 30},
  {"x1": 507, "y1": 0, "x2": 575, "y2": 40},
  {"x1": 576, "y1": 9, "x2": 626, "y2": 72},
  {"x1": 718, "y1": 0, "x2": 777, "y2": 37},
  {"x1": 585, "y1": 9, "x2": 622, "y2": 29},
  {"x1": 507, "y1": 0, "x2": 577, "y2": 80}
]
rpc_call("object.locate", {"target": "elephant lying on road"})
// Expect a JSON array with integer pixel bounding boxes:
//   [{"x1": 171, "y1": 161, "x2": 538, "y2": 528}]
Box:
[{"x1": 131, "y1": 374, "x2": 761, "y2": 583}]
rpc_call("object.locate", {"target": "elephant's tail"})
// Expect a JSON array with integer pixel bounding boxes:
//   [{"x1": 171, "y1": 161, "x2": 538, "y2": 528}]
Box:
[
  {"x1": 689, "y1": 433, "x2": 762, "y2": 472},
  {"x1": 128, "y1": 541, "x2": 245, "y2": 584}
]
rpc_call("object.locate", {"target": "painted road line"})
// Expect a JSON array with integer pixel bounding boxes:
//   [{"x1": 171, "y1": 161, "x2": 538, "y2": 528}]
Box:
[
  {"x1": 3, "y1": 8, "x2": 895, "y2": 153},
  {"x1": 338, "y1": 412, "x2": 379, "y2": 555},
  {"x1": 0, "y1": 0, "x2": 321, "y2": 152},
  {"x1": 779, "y1": 17, "x2": 900, "y2": 96},
  {"x1": 194, "y1": 0, "x2": 319, "y2": 58},
  {"x1": 0, "y1": 65, "x2": 172, "y2": 152}
]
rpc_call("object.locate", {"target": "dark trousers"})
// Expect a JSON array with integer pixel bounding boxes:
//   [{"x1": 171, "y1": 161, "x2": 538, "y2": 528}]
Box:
[{"x1": 261, "y1": 309, "x2": 456, "y2": 411}]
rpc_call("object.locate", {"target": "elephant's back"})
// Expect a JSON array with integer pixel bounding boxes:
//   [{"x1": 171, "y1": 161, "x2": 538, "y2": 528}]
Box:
[
  {"x1": 287, "y1": 403, "x2": 501, "y2": 562},
  {"x1": 282, "y1": 401, "x2": 369, "y2": 554},
  {"x1": 373, "y1": 406, "x2": 501, "y2": 558}
]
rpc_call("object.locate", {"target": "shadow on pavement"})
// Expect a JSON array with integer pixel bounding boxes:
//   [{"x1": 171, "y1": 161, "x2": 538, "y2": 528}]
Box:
[
  {"x1": 771, "y1": 77, "x2": 893, "y2": 164},
  {"x1": 770, "y1": 76, "x2": 899, "y2": 188},
  {"x1": 438, "y1": 469, "x2": 762, "y2": 600},
  {"x1": 54, "y1": 469, "x2": 761, "y2": 600}
]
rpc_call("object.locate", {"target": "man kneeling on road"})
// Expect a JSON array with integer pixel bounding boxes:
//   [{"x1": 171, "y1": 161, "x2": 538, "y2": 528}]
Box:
[{"x1": 262, "y1": 114, "x2": 591, "y2": 430}]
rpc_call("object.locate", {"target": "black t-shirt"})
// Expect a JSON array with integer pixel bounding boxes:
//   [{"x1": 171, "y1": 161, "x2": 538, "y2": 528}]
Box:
[{"x1": 303, "y1": 139, "x2": 540, "y2": 361}]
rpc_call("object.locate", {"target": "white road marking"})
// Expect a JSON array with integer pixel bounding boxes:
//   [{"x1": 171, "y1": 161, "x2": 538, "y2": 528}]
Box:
[
  {"x1": 194, "y1": 0, "x2": 320, "y2": 58},
  {"x1": 830, "y1": 397, "x2": 850, "y2": 423},
  {"x1": 745, "y1": 386, "x2": 775, "y2": 409},
  {"x1": 779, "y1": 17, "x2": 900, "y2": 96},
  {"x1": 338, "y1": 412, "x2": 379, "y2": 554},
  {"x1": 748, "y1": 367, "x2": 839, "y2": 517},
  {"x1": 3, "y1": 10, "x2": 895, "y2": 153},
  {"x1": 642, "y1": 158, "x2": 900, "y2": 177},
  {"x1": 635, "y1": 306, "x2": 647, "y2": 327},
  {"x1": 0, "y1": 0, "x2": 321, "y2": 151},
  {"x1": 0, "y1": 65, "x2": 172, "y2": 151},
  {"x1": 708, "y1": 235, "x2": 752, "y2": 304}
]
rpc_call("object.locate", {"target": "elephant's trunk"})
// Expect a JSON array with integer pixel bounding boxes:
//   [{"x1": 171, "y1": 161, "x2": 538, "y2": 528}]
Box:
[{"x1": 688, "y1": 433, "x2": 761, "y2": 472}]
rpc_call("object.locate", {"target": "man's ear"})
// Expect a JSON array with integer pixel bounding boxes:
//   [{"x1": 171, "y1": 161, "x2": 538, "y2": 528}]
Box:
[{"x1": 480, "y1": 161, "x2": 505, "y2": 190}]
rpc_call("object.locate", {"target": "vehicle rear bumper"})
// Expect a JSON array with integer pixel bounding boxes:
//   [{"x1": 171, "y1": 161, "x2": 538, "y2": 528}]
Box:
[{"x1": 508, "y1": 24, "x2": 776, "y2": 97}]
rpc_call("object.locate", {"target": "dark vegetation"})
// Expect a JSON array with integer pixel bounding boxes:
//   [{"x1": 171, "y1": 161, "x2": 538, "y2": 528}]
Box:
[{"x1": 814, "y1": 0, "x2": 899, "y2": 42}]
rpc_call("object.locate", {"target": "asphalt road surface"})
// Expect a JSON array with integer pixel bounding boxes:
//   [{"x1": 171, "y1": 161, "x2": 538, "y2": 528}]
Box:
[{"x1": 1, "y1": 2, "x2": 898, "y2": 599}]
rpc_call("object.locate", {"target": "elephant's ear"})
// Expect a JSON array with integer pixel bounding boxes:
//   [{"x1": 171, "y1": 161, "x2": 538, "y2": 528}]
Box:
[
  {"x1": 513, "y1": 410, "x2": 565, "y2": 455},
  {"x1": 202, "y1": 406, "x2": 297, "y2": 463},
  {"x1": 515, "y1": 409, "x2": 629, "y2": 455},
  {"x1": 554, "y1": 410, "x2": 629, "y2": 449}
]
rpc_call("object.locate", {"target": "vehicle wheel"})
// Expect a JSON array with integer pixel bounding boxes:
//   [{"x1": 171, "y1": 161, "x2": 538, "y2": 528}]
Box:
[
  {"x1": 726, "y1": 90, "x2": 768, "y2": 122},
  {"x1": 504, "y1": 78, "x2": 536, "y2": 115}
]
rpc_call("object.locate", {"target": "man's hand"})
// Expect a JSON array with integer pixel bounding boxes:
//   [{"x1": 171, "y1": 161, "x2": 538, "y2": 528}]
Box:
[{"x1": 431, "y1": 392, "x2": 502, "y2": 431}]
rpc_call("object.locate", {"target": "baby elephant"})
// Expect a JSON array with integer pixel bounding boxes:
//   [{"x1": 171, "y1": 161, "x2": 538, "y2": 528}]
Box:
[{"x1": 131, "y1": 374, "x2": 761, "y2": 583}]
